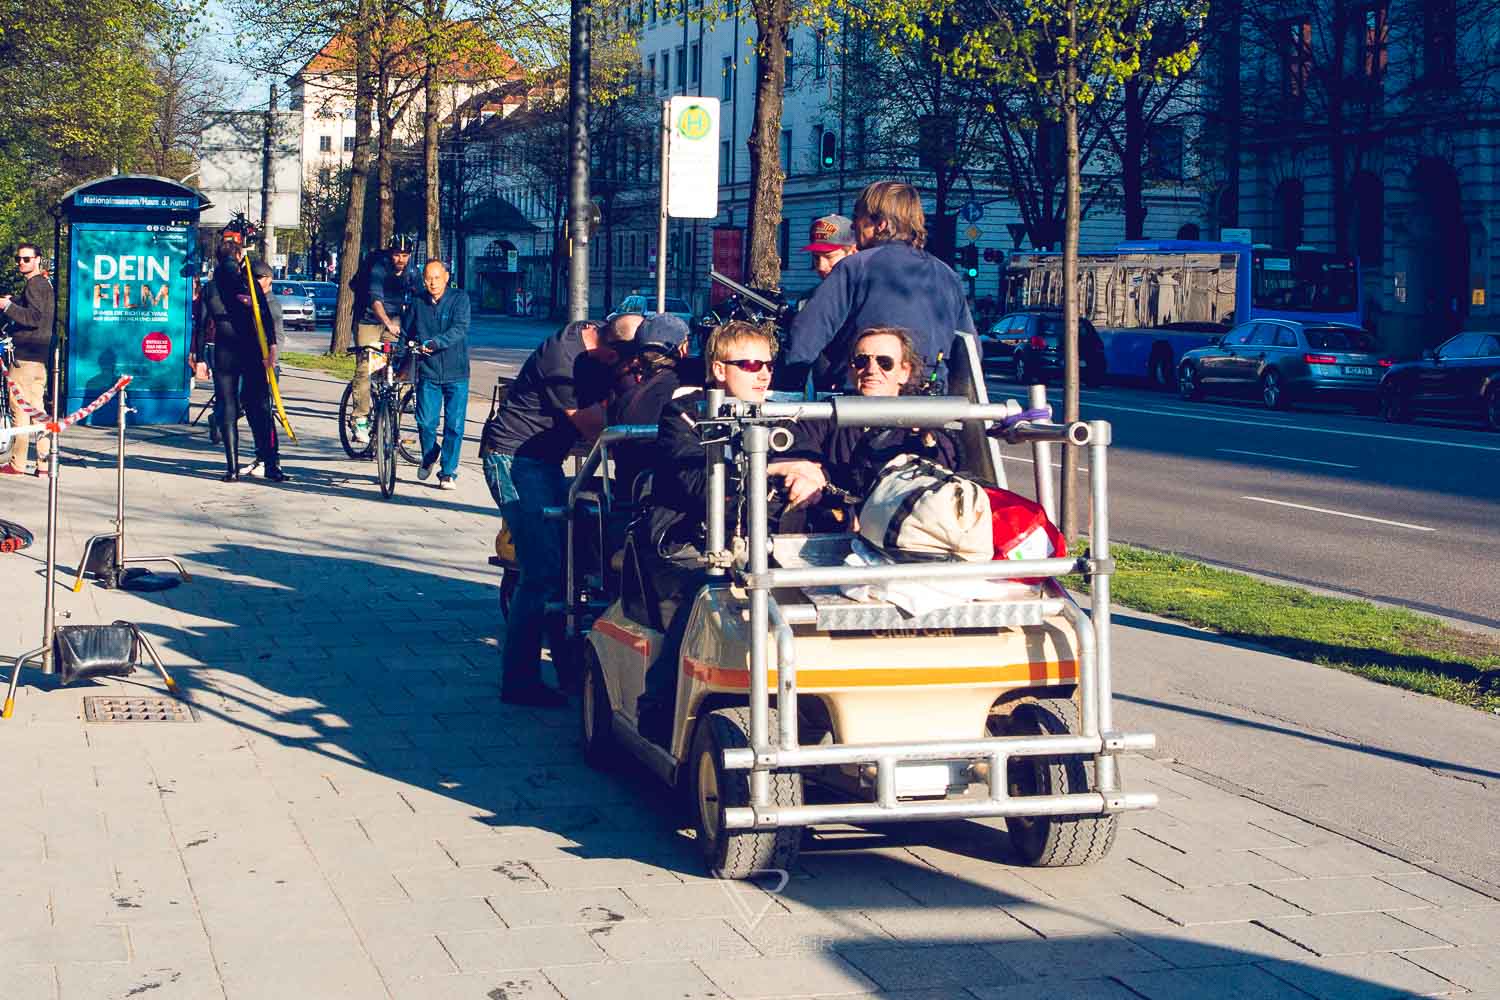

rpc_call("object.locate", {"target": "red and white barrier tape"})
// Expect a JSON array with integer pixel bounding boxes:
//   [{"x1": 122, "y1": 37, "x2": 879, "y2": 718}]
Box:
[
  {"x1": 3, "y1": 369, "x2": 48, "y2": 419},
  {"x1": 44, "y1": 376, "x2": 131, "y2": 433}
]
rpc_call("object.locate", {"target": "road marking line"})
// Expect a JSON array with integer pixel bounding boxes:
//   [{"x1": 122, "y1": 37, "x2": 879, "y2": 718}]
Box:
[
  {"x1": 1217, "y1": 449, "x2": 1358, "y2": 469},
  {"x1": 1241, "y1": 496, "x2": 1435, "y2": 532},
  {"x1": 1001, "y1": 455, "x2": 1088, "y2": 472},
  {"x1": 1074, "y1": 400, "x2": 1500, "y2": 454}
]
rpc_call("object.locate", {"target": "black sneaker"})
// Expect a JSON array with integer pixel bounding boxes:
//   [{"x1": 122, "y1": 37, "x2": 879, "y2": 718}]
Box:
[
  {"x1": 500, "y1": 684, "x2": 569, "y2": 709},
  {"x1": 263, "y1": 467, "x2": 288, "y2": 483}
]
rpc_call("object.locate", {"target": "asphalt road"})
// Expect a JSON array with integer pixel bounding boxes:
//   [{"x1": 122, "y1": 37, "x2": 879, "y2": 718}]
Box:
[{"x1": 983, "y1": 372, "x2": 1500, "y2": 628}]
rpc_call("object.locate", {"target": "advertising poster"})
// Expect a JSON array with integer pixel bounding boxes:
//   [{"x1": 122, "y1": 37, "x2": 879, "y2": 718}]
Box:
[{"x1": 67, "y1": 222, "x2": 193, "y2": 422}]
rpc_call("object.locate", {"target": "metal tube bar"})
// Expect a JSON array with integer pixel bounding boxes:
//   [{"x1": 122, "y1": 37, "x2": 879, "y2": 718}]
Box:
[
  {"x1": 704, "y1": 389, "x2": 726, "y2": 577},
  {"x1": 724, "y1": 729, "x2": 1156, "y2": 770},
  {"x1": 41, "y1": 346, "x2": 61, "y2": 675},
  {"x1": 744, "y1": 421, "x2": 770, "y2": 806},
  {"x1": 1050, "y1": 583, "x2": 1100, "y2": 741},
  {"x1": 116, "y1": 386, "x2": 127, "y2": 565},
  {"x1": 563, "y1": 424, "x2": 656, "y2": 635},
  {"x1": 876, "y1": 756, "x2": 897, "y2": 808},
  {"x1": 768, "y1": 600, "x2": 798, "y2": 751},
  {"x1": 123, "y1": 556, "x2": 190, "y2": 580},
  {"x1": 758, "y1": 557, "x2": 1083, "y2": 590},
  {"x1": 1002, "y1": 422, "x2": 1091, "y2": 447},
  {"x1": 1030, "y1": 384, "x2": 1056, "y2": 523},
  {"x1": 1089, "y1": 420, "x2": 1119, "y2": 792},
  {"x1": 3, "y1": 647, "x2": 43, "y2": 717},
  {"x1": 724, "y1": 791, "x2": 1159, "y2": 830},
  {"x1": 655, "y1": 100, "x2": 669, "y2": 315}
]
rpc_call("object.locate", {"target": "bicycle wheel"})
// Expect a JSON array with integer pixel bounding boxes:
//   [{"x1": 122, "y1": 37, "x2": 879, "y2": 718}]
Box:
[
  {"x1": 338, "y1": 380, "x2": 372, "y2": 459},
  {"x1": 374, "y1": 398, "x2": 397, "y2": 499},
  {"x1": 396, "y1": 384, "x2": 421, "y2": 465}
]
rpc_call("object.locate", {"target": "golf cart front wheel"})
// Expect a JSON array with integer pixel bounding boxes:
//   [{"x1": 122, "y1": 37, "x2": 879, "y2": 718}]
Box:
[
  {"x1": 993, "y1": 696, "x2": 1118, "y2": 867},
  {"x1": 691, "y1": 707, "x2": 802, "y2": 880},
  {"x1": 580, "y1": 646, "x2": 616, "y2": 767}
]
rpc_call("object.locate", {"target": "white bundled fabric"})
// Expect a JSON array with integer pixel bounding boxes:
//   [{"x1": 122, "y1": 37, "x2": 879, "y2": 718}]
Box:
[{"x1": 838, "y1": 538, "x2": 1038, "y2": 617}]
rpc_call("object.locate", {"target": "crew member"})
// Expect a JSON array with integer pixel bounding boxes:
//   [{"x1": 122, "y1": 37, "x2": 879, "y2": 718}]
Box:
[
  {"x1": 407, "y1": 260, "x2": 471, "y2": 490},
  {"x1": 804, "y1": 214, "x2": 857, "y2": 281},
  {"x1": 779, "y1": 181, "x2": 975, "y2": 393},
  {"x1": 211, "y1": 243, "x2": 283, "y2": 482},
  {"x1": 0, "y1": 243, "x2": 55, "y2": 477}
]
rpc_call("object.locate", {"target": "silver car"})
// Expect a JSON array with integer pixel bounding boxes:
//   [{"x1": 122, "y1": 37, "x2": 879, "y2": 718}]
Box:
[
  {"x1": 271, "y1": 281, "x2": 317, "y2": 331},
  {"x1": 1177, "y1": 319, "x2": 1391, "y2": 412}
]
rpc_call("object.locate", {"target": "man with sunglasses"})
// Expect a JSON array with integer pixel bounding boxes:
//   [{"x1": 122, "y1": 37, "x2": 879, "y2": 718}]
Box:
[{"x1": 1, "y1": 244, "x2": 55, "y2": 476}]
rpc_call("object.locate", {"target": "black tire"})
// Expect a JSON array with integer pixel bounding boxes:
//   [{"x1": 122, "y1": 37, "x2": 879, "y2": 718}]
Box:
[
  {"x1": 1261, "y1": 369, "x2": 1289, "y2": 410},
  {"x1": 396, "y1": 385, "x2": 421, "y2": 465},
  {"x1": 338, "y1": 381, "x2": 372, "y2": 459},
  {"x1": 691, "y1": 707, "x2": 802, "y2": 879},
  {"x1": 1485, "y1": 387, "x2": 1500, "y2": 432},
  {"x1": 374, "y1": 402, "x2": 397, "y2": 499},
  {"x1": 1378, "y1": 382, "x2": 1413, "y2": 423},
  {"x1": 1148, "y1": 349, "x2": 1175, "y2": 390},
  {"x1": 580, "y1": 646, "x2": 616, "y2": 767},
  {"x1": 1177, "y1": 362, "x2": 1203, "y2": 401},
  {"x1": 995, "y1": 696, "x2": 1118, "y2": 867}
]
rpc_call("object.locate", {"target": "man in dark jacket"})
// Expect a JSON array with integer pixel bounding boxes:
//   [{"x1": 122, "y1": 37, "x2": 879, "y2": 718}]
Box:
[
  {"x1": 1, "y1": 243, "x2": 55, "y2": 476},
  {"x1": 350, "y1": 236, "x2": 419, "y2": 445},
  {"x1": 405, "y1": 260, "x2": 470, "y2": 489},
  {"x1": 210, "y1": 242, "x2": 283, "y2": 482},
  {"x1": 779, "y1": 181, "x2": 975, "y2": 393}
]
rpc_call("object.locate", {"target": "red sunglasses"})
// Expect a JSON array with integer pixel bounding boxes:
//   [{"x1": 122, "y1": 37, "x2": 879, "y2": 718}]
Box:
[{"x1": 721, "y1": 358, "x2": 773, "y2": 372}]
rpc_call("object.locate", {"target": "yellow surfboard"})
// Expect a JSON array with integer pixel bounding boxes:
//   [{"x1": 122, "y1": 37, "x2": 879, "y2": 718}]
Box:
[{"x1": 241, "y1": 252, "x2": 297, "y2": 443}]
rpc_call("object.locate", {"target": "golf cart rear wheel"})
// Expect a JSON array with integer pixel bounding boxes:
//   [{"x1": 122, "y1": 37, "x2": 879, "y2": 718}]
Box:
[
  {"x1": 691, "y1": 707, "x2": 802, "y2": 880},
  {"x1": 993, "y1": 696, "x2": 1118, "y2": 867},
  {"x1": 580, "y1": 646, "x2": 615, "y2": 767},
  {"x1": 338, "y1": 381, "x2": 373, "y2": 459}
]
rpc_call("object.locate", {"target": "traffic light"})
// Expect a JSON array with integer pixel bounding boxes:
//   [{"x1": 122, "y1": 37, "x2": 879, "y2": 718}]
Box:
[
  {"x1": 982, "y1": 247, "x2": 1001, "y2": 264},
  {"x1": 820, "y1": 131, "x2": 837, "y2": 170},
  {"x1": 958, "y1": 243, "x2": 979, "y2": 278}
]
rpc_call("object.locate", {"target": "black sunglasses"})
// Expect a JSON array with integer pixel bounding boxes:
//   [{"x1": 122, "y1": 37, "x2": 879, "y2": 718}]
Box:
[
  {"x1": 722, "y1": 358, "x2": 773, "y2": 372},
  {"x1": 15, "y1": 255, "x2": 35, "y2": 263},
  {"x1": 851, "y1": 353, "x2": 897, "y2": 372}
]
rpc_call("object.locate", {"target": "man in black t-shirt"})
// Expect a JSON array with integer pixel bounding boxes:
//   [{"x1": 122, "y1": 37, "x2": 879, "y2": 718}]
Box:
[{"x1": 480, "y1": 319, "x2": 612, "y2": 707}]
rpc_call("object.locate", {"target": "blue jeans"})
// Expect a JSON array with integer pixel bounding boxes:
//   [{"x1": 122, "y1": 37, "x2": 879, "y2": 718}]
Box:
[
  {"x1": 484, "y1": 452, "x2": 568, "y2": 693},
  {"x1": 415, "y1": 378, "x2": 468, "y2": 478}
]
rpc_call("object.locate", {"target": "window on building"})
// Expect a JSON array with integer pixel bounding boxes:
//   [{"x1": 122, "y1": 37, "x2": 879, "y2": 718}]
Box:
[
  {"x1": 319, "y1": 135, "x2": 332, "y2": 152},
  {"x1": 1146, "y1": 126, "x2": 1184, "y2": 181},
  {"x1": 815, "y1": 30, "x2": 827, "y2": 79},
  {"x1": 1281, "y1": 16, "x2": 1312, "y2": 105},
  {"x1": 722, "y1": 55, "x2": 734, "y2": 101},
  {"x1": 691, "y1": 42, "x2": 701, "y2": 85},
  {"x1": 661, "y1": 50, "x2": 671, "y2": 91},
  {"x1": 648, "y1": 55, "x2": 656, "y2": 88},
  {"x1": 778, "y1": 218, "x2": 790, "y2": 265},
  {"x1": 318, "y1": 167, "x2": 331, "y2": 186},
  {"x1": 781, "y1": 129, "x2": 792, "y2": 175},
  {"x1": 649, "y1": 0, "x2": 655, "y2": 22},
  {"x1": 1424, "y1": 0, "x2": 1456, "y2": 82},
  {"x1": 676, "y1": 47, "x2": 687, "y2": 90},
  {"x1": 343, "y1": 136, "x2": 354, "y2": 152},
  {"x1": 1356, "y1": 3, "x2": 1389, "y2": 88},
  {"x1": 721, "y1": 140, "x2": 731, "y2": 183},
  {"x1": 784, "y1": 36, "x2": 794, "y2": 88}
]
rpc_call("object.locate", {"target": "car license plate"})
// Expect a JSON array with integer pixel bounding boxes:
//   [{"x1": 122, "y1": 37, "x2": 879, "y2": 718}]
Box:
[{"x1": 1343, "y1": 366, "x2": 1373, "y2": 375}]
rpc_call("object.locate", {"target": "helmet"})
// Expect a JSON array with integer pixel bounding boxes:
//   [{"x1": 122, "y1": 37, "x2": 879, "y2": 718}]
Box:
[{"x1": 388, "y1": 234, "x2": 416, "y2": 253}]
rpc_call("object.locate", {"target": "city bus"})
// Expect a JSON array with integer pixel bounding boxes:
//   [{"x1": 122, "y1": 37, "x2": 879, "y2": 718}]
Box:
[{"x1": 1003, "y1": 240, "x2": 1362, "y2": 387}]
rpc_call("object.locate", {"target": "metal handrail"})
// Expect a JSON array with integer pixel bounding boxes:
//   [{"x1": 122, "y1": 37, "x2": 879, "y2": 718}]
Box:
[{"x1": 563, "y1": 424, "x2": 658, "y2": 639}]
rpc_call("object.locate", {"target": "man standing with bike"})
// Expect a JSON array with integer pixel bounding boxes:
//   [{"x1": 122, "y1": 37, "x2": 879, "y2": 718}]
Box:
[
  {"x1": 351, "y1": 235, "x2": 419, "y2": 446},
  {"x1": 480, "y1": 319, "x2": 613, "y2": 707},
  {"x1": 406, "y1": 260, "x2": 469, "y2": 490},
  {"x1": 1, "y1": 242, "x2": 55, "y2": 477}
]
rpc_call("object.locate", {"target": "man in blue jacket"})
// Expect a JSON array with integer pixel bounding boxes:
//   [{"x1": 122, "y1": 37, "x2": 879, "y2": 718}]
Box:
[
  {"x1": 779, "y1": 181, "x2": 975, "y2": 393},
  {"x1": 404, "y1": 260, "x2": 470, "y2": 490}
]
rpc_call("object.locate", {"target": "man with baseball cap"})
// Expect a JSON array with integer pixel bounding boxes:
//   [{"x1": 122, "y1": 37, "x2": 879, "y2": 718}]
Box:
[
  {"x1": 804, "y1": 214, "x2": 857, "y2": 280},
  {"x1": 606, "y1": 313, "x2": 695, "y2": 499}
]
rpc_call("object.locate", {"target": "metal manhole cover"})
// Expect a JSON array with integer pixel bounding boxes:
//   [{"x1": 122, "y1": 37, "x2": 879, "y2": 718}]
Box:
[{"x1": 83, "y1": 696, "x2": 196, "y2": 723}]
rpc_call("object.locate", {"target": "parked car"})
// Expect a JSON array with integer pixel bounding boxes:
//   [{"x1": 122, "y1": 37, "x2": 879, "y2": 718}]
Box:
[
  {"x1": 1377, "y1": 331, "x2": 1500, "y2": 430},
  {"x1": 1176, "y1": 319, "x2": 1390, "y2": 411},
  {"x1": 982, "y1": 310, "x2": 1106, "y2": 387},
  {"x1": 270, "y1": 281, "x2": 317, "y2": 330},
  {"x1": 606, "y1": 293, "x2": 694, "y2": 327},
  {"x1": 299, "y1": 280, "x2": 339, "y2": 326}
]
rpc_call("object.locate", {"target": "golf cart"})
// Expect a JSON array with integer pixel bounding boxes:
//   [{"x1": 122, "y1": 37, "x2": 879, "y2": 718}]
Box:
[{"x1": 560, "y1": 333, "x2": 1157, "y2": 877}]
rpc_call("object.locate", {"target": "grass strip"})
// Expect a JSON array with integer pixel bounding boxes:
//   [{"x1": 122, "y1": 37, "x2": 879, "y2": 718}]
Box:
[
  {"x1": 281, "y1": 351, "x2": 355, "y2": 380},
  {"x1": 1067, "y1": 543, "x2": 1500, "y2": 713}
]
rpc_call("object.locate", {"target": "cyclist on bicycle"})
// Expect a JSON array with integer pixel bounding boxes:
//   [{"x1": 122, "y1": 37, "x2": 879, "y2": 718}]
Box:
[{"x1": 350, "y1": 235, "x2": 419, "y2": 445}]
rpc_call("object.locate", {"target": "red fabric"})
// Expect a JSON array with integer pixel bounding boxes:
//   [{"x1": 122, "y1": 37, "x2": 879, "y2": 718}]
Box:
[{"x1": 982, "y1": 486, "x2": 1066, "y2": 582}]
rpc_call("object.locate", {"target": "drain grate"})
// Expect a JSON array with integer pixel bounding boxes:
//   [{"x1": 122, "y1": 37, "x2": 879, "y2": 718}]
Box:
[{"x1": 83, "y1": 696, "x2": 196, "y2": 724}]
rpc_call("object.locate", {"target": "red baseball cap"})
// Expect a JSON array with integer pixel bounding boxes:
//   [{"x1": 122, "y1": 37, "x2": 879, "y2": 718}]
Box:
[{"x1": 803, "y1": 214, "x2": 855, "y2": 253}]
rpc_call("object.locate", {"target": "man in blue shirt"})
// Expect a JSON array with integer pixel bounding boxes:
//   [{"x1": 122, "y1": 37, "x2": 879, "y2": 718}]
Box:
[
  {"x1": 404, "y1": 260, "x2": 470, "y2": 489},
  {"x1": 351, "y1": 236, "x2": 419, "y2": 444},
  {"x1": 780, "y1": 181, "x2": 975, "y2": 393}
]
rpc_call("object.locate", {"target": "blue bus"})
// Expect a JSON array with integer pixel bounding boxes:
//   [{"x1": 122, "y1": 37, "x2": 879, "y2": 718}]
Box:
[{"x1": 1004, "y1": 240, "x2": 1362, "y2": 387}]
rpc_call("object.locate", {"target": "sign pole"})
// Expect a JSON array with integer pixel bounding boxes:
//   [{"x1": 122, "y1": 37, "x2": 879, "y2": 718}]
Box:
[{"x1": 656, "y1": 101, "x2": 670, "y2": 315}]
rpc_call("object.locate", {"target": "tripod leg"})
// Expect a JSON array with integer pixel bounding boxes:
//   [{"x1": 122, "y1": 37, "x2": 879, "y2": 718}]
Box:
[
  {"x1": 131, "y1": 628, "x2": 179, "y2": 695},
  {"x1": 3, "y1": 647, "x2": 44, "y2": 719}
]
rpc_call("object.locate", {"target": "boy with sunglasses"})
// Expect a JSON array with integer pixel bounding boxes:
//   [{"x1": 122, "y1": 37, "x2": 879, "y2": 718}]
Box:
[{"x1": 1, "y1": 243, "x2": 55, "y2": 476}]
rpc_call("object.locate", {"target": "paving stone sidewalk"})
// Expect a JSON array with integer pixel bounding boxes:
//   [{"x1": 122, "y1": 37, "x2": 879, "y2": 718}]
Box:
[{"x1": 1, "y1": 370, "x2": 1495, "y2": 1000}]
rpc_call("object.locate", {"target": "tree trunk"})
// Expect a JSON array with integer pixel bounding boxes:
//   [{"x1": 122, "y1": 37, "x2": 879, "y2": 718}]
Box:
[
  {"x1": 377, "y1": 67, "x2": 395, "y2": 245},
  {"x1": 1122, "y1": 76, "x2": 1146, "y2": 239},
  {"x1": 330, "y1": 6, "x2": 375, "y2": 356},
  {"x1": 1059, "y1": 0, "x2": 1082, "y2": 541},
  {"x1": 745, "y1": 0, "x2": 788, "y2": 289},
  {"x1": 423, "y1": 62, "x2": 440, "y2": 259}
]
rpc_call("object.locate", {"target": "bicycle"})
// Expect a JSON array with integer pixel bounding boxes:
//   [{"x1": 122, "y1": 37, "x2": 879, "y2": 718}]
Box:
[
  {"x1": 1, "y1": 335, "x2": 14, "y2": 444},
  {"x1": 346, "y1": 340, "x2": 420, "y2": 499},
  {"x1": 338, "y1": 342, "x2": 419, "y2": 465}
]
